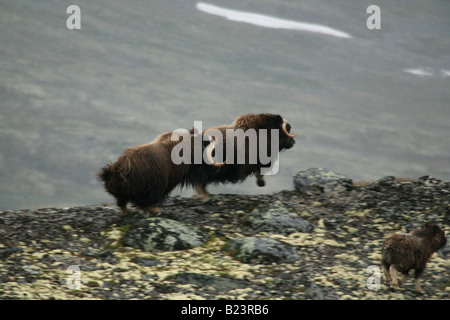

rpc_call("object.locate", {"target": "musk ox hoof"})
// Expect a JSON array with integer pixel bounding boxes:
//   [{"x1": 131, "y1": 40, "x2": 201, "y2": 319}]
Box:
[
  {"x1": 193, "y1": 185, "x2": 210, "y2": 202},
  {"x1": 255, "y1": 174, "x2": 266, "y2": 187},
  {"x1": 256, "y1": 178, "x2": 266, "y2": 187},
  {"x1": 119, "y1": 206, "x2": 131, "y2": 215},
  {"x1": 388, "y1": 286, "x2": 397, "y2": 293},
  {"x1": 390, "y1": 283, "x2": 398, "y2": 290},
  {"x1": 142, "y1": 206, "x2": 162, "y2": 218},
  {"x1": 415, "y1": 282, "x2": 424, "y2": 294}
]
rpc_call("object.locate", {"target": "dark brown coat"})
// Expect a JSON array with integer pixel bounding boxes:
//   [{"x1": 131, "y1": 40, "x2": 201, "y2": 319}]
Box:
[
  {"x1": 381, "y1": 223, "x2": 447, "y2": 292},
  {"x1": 97, "y1": 131, "x2": 194, "y2": 215}
]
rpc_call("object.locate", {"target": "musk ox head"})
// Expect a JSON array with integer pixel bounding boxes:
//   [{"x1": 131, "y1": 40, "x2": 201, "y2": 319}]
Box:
[
  {"x1": 205, "y1": 113, "x2": 298, "y2": 167},
  {"x1": 190, "y1": 113, "x2": 298, "y2": 199},
  {"x1": 232, "y1": 113, "x2": 297, "y2": 151},
  {"x1": 410, "y1": 223, "x2": 447, "y2": 251}
]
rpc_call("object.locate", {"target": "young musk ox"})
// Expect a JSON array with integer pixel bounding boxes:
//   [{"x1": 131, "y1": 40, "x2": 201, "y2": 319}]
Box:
[
  {"x1": 190, "y1": 113, "x2": 297, "y2": 201},
  {"x1": 381, "y1": 223, "x2": 447, "y2": 292}
]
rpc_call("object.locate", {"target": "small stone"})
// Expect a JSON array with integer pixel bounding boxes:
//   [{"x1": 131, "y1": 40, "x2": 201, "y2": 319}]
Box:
[
  {"x1": 22, "y1": 265, "x2": 40, "y2": 275},
  {"x1": 418, "y1": 175, "x2": 442, "y2": 186},
  {"x1": 376, "y1": 176, "x2": 397, "y2": 186},
  {"x1": 304, "y1": 281, "x2": 324, "y2": 300},
  {"x1": 0, "y1": 247, "x2": 23, "y2": 259},
  {"x1": 132, "y1": 257, "x2": 163, "y2": 267},
  {"x1": 171, "y1": 272, "x2": 251, "y2": 291}
]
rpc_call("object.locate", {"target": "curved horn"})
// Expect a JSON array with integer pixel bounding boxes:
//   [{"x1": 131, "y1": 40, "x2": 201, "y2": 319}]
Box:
[
  {"x1": 205, "y1": 140, "x2": 226, "y2": 167},
  {"x1": 282, "y1": 119, "x2": 298, "y2": 138}
]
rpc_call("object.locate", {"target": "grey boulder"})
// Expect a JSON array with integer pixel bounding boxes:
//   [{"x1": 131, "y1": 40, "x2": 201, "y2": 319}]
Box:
[
  {"x1": 294, "y1": 168, "x2": 353, "y2": 196},
  {"x1": 123, "y1": 217, "x2": 209, "y2": 252},
  {"x1": 247, "y1": 201, "x2": 314, "y2": 235},
  {"x1": 226, "y1": 237, "x2": 299, "y2": 265}
]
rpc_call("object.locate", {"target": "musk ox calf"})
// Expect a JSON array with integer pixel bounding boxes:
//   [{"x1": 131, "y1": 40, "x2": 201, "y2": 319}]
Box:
[
  {"x1": 190, "y1": 113, "x2": 297, "y2": 200},
  {"x1": 381, "y1": 223, "x2": 447, "y2": 292}
]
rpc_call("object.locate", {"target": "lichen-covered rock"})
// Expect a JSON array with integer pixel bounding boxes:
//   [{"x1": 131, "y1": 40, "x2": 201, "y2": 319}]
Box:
[
  {"x1": 247, "y1": 201, "x2": 315, "y2": 234},
  {"x1": 123, "y1": 217, "x2": 209, "y2": 252},
  {"x1": 365, "y1": 176, "x2": 399, "y2": 191},
  {"x1": 226, "y1": 237, "x2": 299, "y2": 264},
  {"x1": 358, "y1": 175, "x2": 450, "y2": 217},
  {"x1": 293, "y1": 168, "x2": 354, "y2": 196},
  {"x1": 170, "y1": 272, "x2": 252, "y2": 291}
]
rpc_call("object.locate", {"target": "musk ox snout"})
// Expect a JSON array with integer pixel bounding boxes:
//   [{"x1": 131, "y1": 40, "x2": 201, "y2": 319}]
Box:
[{"x1": 284, "y1": 136, "x2": 295, "y2": 150}]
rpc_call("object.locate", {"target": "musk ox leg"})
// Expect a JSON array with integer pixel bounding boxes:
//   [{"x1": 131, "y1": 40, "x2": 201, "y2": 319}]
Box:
[
  {"x1": 389, "y1": 265, "x2": 399, "y2": 288},
  {"x1": 382, "y1": 264, "x2": 391, "y2": 284},
  {"x1": 255, "y1": 172, "x2": 265, "y2": 187},
  {"x1": 414, "y1": 278, "x2": 424, "y2": 293},
  {"x1": 414, "y1": 267, "x2": 425, "y2": 293},
  {"x1": 117, "y1": 199, "x2": 130, "y2": 215},
  {"x1": 194, "y1": 183, "x2": 210, "y2": 201}
]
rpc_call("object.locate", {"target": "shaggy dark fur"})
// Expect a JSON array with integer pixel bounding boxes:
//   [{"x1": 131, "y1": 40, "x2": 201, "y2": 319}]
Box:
[
  {"x1": 189, "y1": 113, "x2": 297, "y2": 200},
  {"x1": 381, "y1": 223, "x2": 447, "y2": 292},
  {"x1": 97, "y1": 131, "x2": 195, "y2": 215}
]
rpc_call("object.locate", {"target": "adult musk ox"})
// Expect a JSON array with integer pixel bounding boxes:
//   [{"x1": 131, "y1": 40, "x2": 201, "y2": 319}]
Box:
[
  {"x1": 98, "y1": 113, "x2": 298, "y2": 215},
  {"x1": 97, "y1": 130, "x2": 198, "y2": 216},
  {"x1": 381, "y1": 223, "x2": 447, "y2": 292},
  {"x1": 190, "y1": 113, "x2": 297, "y2": 200}
]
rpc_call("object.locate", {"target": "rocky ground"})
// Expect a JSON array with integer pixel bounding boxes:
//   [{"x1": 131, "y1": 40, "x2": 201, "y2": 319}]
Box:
[{"x1": 0, "y1": 169, "x2": 449, "y2": 300}]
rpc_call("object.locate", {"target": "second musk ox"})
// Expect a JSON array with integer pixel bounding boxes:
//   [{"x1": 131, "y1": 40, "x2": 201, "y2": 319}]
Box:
[
  {"x1": 381, "y1": 223, "x2": 447, "y2": 292},
  {"x1": 98, "y1": 113, "x2": 297, "y2": 215},
  {"x1": 190, "y1": 113, "x2": 297, "y2": 201}
]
